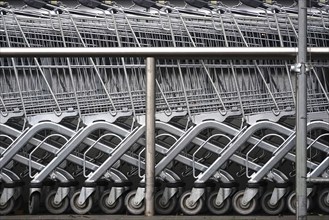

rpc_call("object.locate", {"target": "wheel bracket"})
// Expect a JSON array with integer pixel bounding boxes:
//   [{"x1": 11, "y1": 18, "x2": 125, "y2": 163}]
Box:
[
  {"x1": 269, "y1": 187, "x2": 286, "y2": 206},
  {"x1": 241, "y1": 187, "x2": 258, "y2": 205},
  {"x1": 108, "y1": 187, "x2": 125, "y2": 205},
  {"x1": 161, "y1": 187, "x2": 177, "y2": 205},
  {"x1": 0, "y1": 188, "x2": 14, "y2": 205},
  {"x1": 133, "y1": 187, "x2": 145, "y2": 205},
  {"x1": 189, "y1": 187, "x2": 205, "y2": 204},
  {"x1": 78, "y1": 187, "x2": 95, "y2": 205},
  {"x1": 54, "y1": 187, "x2": 70, "y2": 204},
  {"x1": 215, "y1": 187, "x2": 231, "y2": 206}
]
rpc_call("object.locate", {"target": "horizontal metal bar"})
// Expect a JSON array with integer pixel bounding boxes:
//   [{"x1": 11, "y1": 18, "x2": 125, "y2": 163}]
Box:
[
  {"x1": 307, "y1": 178, "x2": 329, "y2": 183},
  {"x1": 0, "y1": 47, "x2": 328, "y2": 59}
]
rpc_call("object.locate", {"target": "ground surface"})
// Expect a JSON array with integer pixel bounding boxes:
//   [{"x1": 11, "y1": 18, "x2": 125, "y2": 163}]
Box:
[{"x1": 1, "y1": 215, "x2": 329, "y2": 220}]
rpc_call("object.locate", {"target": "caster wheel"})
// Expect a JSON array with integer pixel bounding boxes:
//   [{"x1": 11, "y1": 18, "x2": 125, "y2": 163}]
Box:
[
  {"x1": 232, "y1": 190, "x2": 258, "y2": 215},
  {"x1": 206, "y1": 191, "x2": 231, "y2": 215},
  {"x1": 70, "y1": 191, "x2": 93, "y2": 215},
  {"x1": 154, "y1": 190, "x2": 177, "y2": 215},
  {"x1": 179, "y1": 191, "x2": 204, "y2": 215},
  {"x1": 0, "y1": 193, "x2": 15, "y2": 215},
  {"x1": 29, "y1": 193, "x2": 40, "y2": 214},
  {"x1": 45, "y1": 190, "x2": 69, "y2": 214},
  {"x1": 318, "y1": 189, "x2": 329, "y2": 213},
  {"x1": 125, "y1": 190, "x2": 145, "y2": 215},
  {"x1": 260, "y1": 191, "x2": 285, "y2": 215},
  {"x1": 287, "y1": 191, "x2": 310, "y2": 214},
  {"x1": 99, "y1": 189, "x2": 124, "y2": 214}
]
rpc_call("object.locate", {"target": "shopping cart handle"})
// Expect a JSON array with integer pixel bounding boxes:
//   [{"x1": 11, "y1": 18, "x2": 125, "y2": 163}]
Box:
[
  {"x1": 185, "y1": 0, "x2": 213, "y2": 10},
  {"x1": 78, "y1": 0, "x2": 111, "y2": 10},
  {"x1": 133, "y1": 0, "x2": 162, "y2": 10},
  {"x1": 24, "y1": 0, "x2": 46, "y2": 9},
  {"x1": 240, "y1": 0, "x2": 267, "y2": 9},
  {"x1": 78, "y1": 0, "x2": 101, "y2": 8},
  {"x1": 24, "y1": 0, "x2": 62, "y2": 13}
]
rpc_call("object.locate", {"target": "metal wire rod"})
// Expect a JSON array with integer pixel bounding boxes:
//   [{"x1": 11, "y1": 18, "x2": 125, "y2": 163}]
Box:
[{"x1": 1, "y1": 47, "x2": 328, "y2": 59}]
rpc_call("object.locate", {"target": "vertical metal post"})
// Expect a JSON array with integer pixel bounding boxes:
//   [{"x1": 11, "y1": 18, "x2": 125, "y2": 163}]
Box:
[
  {"x1": 145, "y1": 57, "x2": 156, "y2": 216},
  {"x1": 296, "y1": 0, "x2": 308, "y2": 219}
]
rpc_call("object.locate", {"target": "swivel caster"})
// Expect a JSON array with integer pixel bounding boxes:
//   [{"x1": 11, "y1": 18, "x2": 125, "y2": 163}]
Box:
[
  {"x1": 125, "y1": 190, "x2": 145, "y2": 215},
  {"x1": 45, "y1": 190, "x2": 69, "y2": 214},
  {"x1": 154, "y1": 190, "x2": 177, "y2": 215},
  {"x1": 28, "y1": 193, "x2": 40, "y2": 214},
  {"x1": 287, "y1": 191, "x2": 311, "y2": 214},
  {"x1": 317, "y1": 188, "x2": 329, "y2": 213},
  {"x1": 70, "y1": 191, "x2": 93, "y2": 215},
  {"x1": 260, "y1": 191, "x2": 285, "y2": 215},
  {"x1": 179, "y1": 191, "x2": 204, "y2": 215},
  {"x1": 206, "y1": 191, "x2": 231, "y2": 215},
  {"x1": 0, "y1": 193, "x2": 15, "y2": 215},
  {"x1": 99, "y1": 189, "x2": 125, "y2": 214},
  {"x1": 232, "y1": 190, "x2": 258, "y2": 215}
]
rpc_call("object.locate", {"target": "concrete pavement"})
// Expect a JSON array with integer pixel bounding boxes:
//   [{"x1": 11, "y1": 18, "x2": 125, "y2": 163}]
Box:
[{"x1": 1, "y1": 215, "x2": 328, "y2": 220}]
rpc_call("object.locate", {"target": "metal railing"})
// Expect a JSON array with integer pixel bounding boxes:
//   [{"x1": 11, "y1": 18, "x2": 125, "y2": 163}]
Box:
[{"x1": 1, "y1": 46, "x2": 328, "y2": 217}]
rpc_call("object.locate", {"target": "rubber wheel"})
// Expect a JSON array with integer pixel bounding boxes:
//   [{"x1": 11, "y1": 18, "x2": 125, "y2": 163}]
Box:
[
  {"x1": 260, "y1": 191, "x2": 285, "y2": 215},
  {"x1": 124, "y1": 190, "x2": 145, "y2": 215},
  {"x1": 28, "y1": 193, "x2": 40, "y2": 214},
  {"x1": 179, "y1": 191, "x2": 204, "y2": 215},
  {"x1": 287, "y1": 191, "x2": 310, "y2": 214},
  {"x1": 99, "y1": 189, "x2": 124, "y2": 214},
  {"x1": 45, "y1": 190, "x2": 69, "y2": 214},
  {"x1": 318, "y1": 189, "x2": 329, "y2": 213},
  {"x1": 206, "y1": 191, "x2": 231, "y2": 215},
  {"x1": 154, "y1": 190, "x2": 177, "y2": 215},
  {"x1": 0, "y1": 193, "x2": 15, "y2": 215},
  {"x1": 232, "y1": 190, "x2": 258, "y2": 215},
  {"x1": 70, "y1": 191, "x2": 93, "y2": 215}
]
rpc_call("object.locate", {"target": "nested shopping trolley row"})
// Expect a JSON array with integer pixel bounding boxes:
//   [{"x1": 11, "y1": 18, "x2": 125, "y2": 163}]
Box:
[{"x1": 0, "y1": 0, "x2": 329, "y2": 216}]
